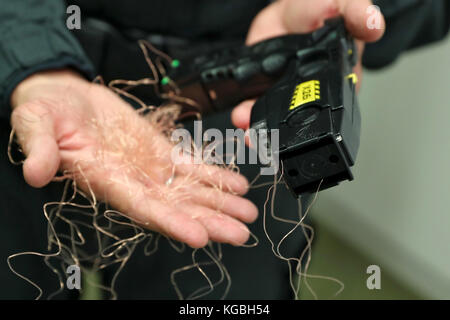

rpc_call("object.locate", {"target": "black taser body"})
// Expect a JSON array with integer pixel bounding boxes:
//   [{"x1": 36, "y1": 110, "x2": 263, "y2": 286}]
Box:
[
  {"x1": 165, "y1": 18, "x2": 361, "y2": 196},
  {"x1": 250, "y1": 19, "x2": 361, "y2": 196}
]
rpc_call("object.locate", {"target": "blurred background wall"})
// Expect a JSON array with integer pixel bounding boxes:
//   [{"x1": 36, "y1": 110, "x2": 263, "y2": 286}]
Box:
[{"x1": 302, "y1": 35, "x2": 450, "y2": 299}]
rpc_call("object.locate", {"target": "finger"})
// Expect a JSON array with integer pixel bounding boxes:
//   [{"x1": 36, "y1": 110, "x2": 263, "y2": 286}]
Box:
[
  {"x1": 231, "y1": 99, "x2": 254, "y2": 130},
  {"x1": 175, "y1": 162, "x2": 250, "y2": 195},
  {"x1": 340, "y1": 0, "x2": 385, "y2": 42},
  {"x1": 98, "y1": 168, "x2": 247, "y2": 247},
  {"x1": 136, "y1": 199, "x2": 209, "y2": 249},
  {"x1": 87, "y1": 170, "x2": 210, "y2": 248},
  {"x1": 246, "y1": 1, "x2": 287, "y2": 45},
  {"x1": 182, "y1": 204, "x2": 251, "y2": 246},
  {"x1": 282, "y1": 0, "x2": 340, "y2": 33},
  {"x1": 11, "y1": 102, "x2": 60, "y2": 187},
  {"x1": 174, "y1": 183, "x2": 258, "y2": 223}
]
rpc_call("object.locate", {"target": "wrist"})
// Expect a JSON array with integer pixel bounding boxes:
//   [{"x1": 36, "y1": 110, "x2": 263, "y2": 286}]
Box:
[{"x1": 10, "y1": 69, "x2": 87, "y2": 109}]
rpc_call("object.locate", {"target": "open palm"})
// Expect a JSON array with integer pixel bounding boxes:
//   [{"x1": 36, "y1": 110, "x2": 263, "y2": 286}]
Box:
[{"x1": 10, "y1": 70, "x2": 257, "y2": 248}]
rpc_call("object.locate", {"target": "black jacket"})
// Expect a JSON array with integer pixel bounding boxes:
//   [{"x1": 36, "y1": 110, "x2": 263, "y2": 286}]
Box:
[{"x1": 0, "y1": 0, "x2": 449, "y2": 119}]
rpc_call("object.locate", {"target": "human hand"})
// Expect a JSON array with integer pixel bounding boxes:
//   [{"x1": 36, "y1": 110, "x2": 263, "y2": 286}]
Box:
[
  {"x1": 232, "y1": 0, "x2": 385, "y2": 130},
  {"x1": 10, "y1": 69, "x2": 258, "y2": 248}
]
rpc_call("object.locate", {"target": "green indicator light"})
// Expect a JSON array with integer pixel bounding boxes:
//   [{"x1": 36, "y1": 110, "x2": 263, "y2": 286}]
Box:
[
  {"x1": 171, "y1": 59, "x2": 180, "y2": 68},
  {"x1": 161, "y1": 77, "x2": 170, "y2": 85}
]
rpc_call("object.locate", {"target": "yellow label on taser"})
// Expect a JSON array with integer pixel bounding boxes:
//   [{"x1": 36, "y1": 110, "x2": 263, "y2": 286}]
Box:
[{"x1": 289, "y1": 80, "x2": 321, "y2": 110}]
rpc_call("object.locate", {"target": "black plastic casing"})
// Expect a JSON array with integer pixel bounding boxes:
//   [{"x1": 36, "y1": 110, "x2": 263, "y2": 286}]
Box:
[
  {"x1": 250, "y1": 19, "x2": 361, "y2": 196},
  {"x1": 166, "y1": 18, "x2": 361, "y2": 196},
  {"x1": 165, "y1": 35, "x2": 305, "y2": 113}
]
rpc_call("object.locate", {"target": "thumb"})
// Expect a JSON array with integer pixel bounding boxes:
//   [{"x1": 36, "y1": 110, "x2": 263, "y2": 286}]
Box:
[
  {"x1": 231, "y1": 99, "x2": 255, "y2": 130},
  {"x1": 11, "y1": 101, "x2": 60, "y2": 188},
  {"x1": 341, "y1": 0, "x2": 385, "y2": 43},
  {"x1": 281, "y1": 0, "x2": 340, "y2": 34}
]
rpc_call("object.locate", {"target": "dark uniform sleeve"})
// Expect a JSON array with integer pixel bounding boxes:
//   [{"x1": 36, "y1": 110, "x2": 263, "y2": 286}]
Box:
[
  {"x1": 0, "y1": 0, "x2": 95, "y2": 119},
  {"x1": 364, "y1": 0, "x2": 450, "y2": 69}
]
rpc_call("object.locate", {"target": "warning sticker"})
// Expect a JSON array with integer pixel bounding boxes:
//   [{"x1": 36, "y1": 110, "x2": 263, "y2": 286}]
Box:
[{"x1": 289, "y1": 80, "x2": 321, "y2": 110}]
